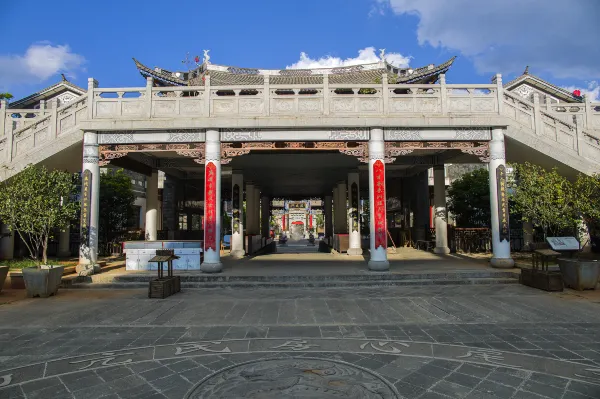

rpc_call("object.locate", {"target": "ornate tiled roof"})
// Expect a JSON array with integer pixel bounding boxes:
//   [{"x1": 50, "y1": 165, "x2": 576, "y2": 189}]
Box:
[
  {"x1": 503, "y1": 70, "x2": 583, "y2": 103},
  {"x1": 9, "y1": 77, "x2": 86, "y2": 109},
  {"x1": 133, "y1": 56, "x2": 456, "y2": 87}
]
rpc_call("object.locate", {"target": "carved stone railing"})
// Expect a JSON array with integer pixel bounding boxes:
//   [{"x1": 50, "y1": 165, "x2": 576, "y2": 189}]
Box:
[{"x1": 1, "y1": 95, "x2": 87, "y2": 163}]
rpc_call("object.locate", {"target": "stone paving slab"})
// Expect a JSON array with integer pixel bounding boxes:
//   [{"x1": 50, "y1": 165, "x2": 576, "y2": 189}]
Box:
[{"x1": 0, "y1": 285, "x2": 599, "y2": 398}]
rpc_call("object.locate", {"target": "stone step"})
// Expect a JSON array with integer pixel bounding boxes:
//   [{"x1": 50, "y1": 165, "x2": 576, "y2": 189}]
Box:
[
  {"x1": 65, "y1": 277, "x2": 518, "y2": 290},
  {"x1": 106, "y1": 271, "x2": 518, "y2": 283}
]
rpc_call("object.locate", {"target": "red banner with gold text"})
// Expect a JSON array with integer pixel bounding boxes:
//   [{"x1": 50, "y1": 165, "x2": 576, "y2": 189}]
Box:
[
  {"x1": 373, "y1": 160, "x2": 387, "y2": 249},
  {"x1": 204, "y1": 162, "x2": 217, "y2": 251}
]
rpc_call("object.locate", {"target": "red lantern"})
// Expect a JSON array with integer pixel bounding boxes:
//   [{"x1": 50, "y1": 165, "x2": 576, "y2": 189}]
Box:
[
  {"x1": 194, "y1": 56, "x2": 200, "y2": 63},
  {"x1": 573, "y1": 89, "x2": 581, "y2": 97}
]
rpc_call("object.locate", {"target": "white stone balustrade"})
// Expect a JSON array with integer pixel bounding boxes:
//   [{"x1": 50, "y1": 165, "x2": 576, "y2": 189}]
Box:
[{"x1": 1, "y1": 74, "x2": 600, "y2": 180}]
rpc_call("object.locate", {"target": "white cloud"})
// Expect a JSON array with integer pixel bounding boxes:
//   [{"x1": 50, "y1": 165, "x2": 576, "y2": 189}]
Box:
[
  {"x1": 563, "y1": 81, "x2": 600, "y2": 102},
  {"x1": 376, "y1": 0, "x2": 600, "y2": 79},
  {"x1": 287, "y1": 47, "x2": 411, "y2": 69},
  {"x1": 0, "y1": 43, "x2": 85, "y2": 87}
]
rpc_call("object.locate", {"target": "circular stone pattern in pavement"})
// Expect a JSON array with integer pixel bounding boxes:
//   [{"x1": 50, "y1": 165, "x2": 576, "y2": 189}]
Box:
[{"x1": 185, "y1": 357, "x2": 401, "y2": 399}]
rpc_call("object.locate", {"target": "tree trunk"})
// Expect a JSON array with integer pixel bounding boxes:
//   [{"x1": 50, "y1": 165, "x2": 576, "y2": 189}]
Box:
[{"x1": 42, "y1": 236, "x2": 48, "y2": 265}]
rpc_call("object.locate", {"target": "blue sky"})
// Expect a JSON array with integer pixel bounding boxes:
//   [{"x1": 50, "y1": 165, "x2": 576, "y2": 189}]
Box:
[{"x1": 1, "y1": 0, "x2": 599, "y2": 101}]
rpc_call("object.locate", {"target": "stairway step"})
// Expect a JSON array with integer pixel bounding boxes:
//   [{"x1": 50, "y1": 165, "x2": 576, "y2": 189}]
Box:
[{"x1": 66, "y1": 277, "x2": 517, "y2": 290}]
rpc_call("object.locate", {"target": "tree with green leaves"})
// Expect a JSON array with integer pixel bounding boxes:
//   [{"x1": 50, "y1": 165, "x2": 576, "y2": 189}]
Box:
[
  {"x1": 573, "y1": 173, "x2": 600, "y2": 238},
  {"x1": 509, "y1": 162, "x2": 576, "y2": 239},
  {"x1": 0, "y1": 92, "x2": 13, "y2": 102},
  {"x1": 447, "y1": 168, "x2": 491, "y2": 227},
  {"x1": 0, "y1": 165, "x2": 78, "y2": 264},
  {"x1": 99, "y1": 169, "x2": 136, "y2": 244}
]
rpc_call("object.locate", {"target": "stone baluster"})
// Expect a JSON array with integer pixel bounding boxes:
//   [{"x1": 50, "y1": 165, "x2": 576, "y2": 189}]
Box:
[
  {"x1": 323, "y1": 74, "x2": 329, "y2": 116},
  {"x1": 433, "y1": 165, "x2": 450, "y2": 254},
  {"x1": 494, "y1": 74, "x2": 504, "y2": 116},
  {"x1": 87, "y1": 78, "x2": 98, "y2": 120},
  {"x1": 489, "y1": 128, "x2": 514, "y2": 268},
  {"x1": 368, "y1": 127, "x2": 389, "y2": 271},
  {"x1": 439, "y1": 74, "x2": 448, "y2": 115},
  {"x1": 263, "y1": 75, "x2": 270, "y2": 116},
  {"x1": 204, "y1": 74, "x2": 211, "y2": 117},
  {"x1": 49, "y1": 98, "x2": 58, "y2": 137},
  {"x1": 347, "y1": 172, "x2": 362, "y2": 256},
  {"x1": 201, "y1": 129, "x2": 222, "y2": 272},
  {"x1": 77, "y1": 131, "x2": 101, "y2": 274},
  {"x1": 585, "y1": 95, "x2": 593, "y2": 129},
  {"x1": 533, "y1": 93, "x2": 542, "y2": 135},
  {"x1": 146, "y1": 76, "x2": 153, "y2": 118}
]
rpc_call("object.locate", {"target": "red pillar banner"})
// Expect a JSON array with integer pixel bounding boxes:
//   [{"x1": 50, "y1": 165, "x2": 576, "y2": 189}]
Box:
[
  {"x1": 309, "y1": 214, "x2": 313, "y2": 229},
  {"x1": 373, "y1": 160, "x2": 387, "y2": 249},
  {"x1": 204, "y1": 162, "x2": 217, "y2": 251},
  {"x1": 282, "y1": 214, "x2": 286, "y2": 230}
]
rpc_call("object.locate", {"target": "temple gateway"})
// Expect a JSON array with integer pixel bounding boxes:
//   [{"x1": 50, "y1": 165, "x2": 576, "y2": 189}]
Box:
[{"x1": 1, "y1": 54, "x2": 599, "y2": 272}]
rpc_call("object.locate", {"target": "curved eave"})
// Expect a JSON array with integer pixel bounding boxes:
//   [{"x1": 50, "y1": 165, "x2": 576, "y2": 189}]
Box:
[
  {"x1": 133, "y1": 58, "x2": 187, "y2": 86},
  {"x1": 397, "y1": 56, "x2": 456, "y2": 84}
]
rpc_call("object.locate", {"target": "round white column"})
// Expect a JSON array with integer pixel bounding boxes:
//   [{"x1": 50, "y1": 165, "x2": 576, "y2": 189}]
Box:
[
  {"x1": 231, "y1": 173, "x2": 245, "y2": 258},
  {"x1": 433, "y1": 165, "x2": 450, "y2": 254},
  {"x1": 57, "y1": 226, "x2": 71, "y2": 258},
  {"x1": 368, "y1": 128, "x2": 389, "y2": 271},
  {"x1": 201, "y1": 129, "x2": 222, "y2": 272},
  {"x1": 347, "y1": 172, "x2": 362, "y2": 255},
  {"x1": 78, "y1": 131, "x2": 100, "y2": 273},
  {"x1": 145, "y1": 170, "x2": 159, "y2": 241},
  {"x1": 489, "y1": 128, "x2": 515, "y2": 268}
]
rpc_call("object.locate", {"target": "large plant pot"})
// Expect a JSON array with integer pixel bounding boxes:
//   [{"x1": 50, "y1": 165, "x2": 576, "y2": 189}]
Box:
[
  {"x1": 22, "y1": 265, "x2": 65, "y2": 298},
  {"x1": 0, "y1": 266, "x2": 8, "y2": 293},
  {"x1": 558, "y1": 258, "x2": 600, "y2": 291}
]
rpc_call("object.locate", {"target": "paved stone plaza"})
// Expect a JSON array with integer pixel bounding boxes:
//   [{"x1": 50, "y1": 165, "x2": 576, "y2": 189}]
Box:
[{"x1": 1, "y1": 284, "x2": 600, "y2": 398}]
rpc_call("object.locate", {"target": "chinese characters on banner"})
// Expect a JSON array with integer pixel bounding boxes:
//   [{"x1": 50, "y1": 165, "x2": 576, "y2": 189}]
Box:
[
  {"x1": 373, "y1": 160, "x2": 387, "y2": 249},
  {"x1": 204, "y1": 162, "x2": 217, "y2": 251},
  {"x1": 232, "y1": 184, "x2": 240, "y2": 234},
  {"x1": 80, "y1": 170, "x2": 92, "y2": 247},
  {"x1": 496, "y1": 165, "x2": 510, "y2": 242},
  {"x1": 351, "y1": 183, "x2": 359, "y2": 233}
]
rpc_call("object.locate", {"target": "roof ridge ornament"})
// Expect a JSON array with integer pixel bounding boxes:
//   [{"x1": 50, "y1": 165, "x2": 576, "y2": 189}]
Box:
[
  {"x1": 203, "y1": 49, "x2": 211, "y2": 65},
  {"x1": 379, "y1": 48, "x2": 386, "y2": 62},
  {"x1": 523, "y1": 65, "x2": 529, "y2": 75}
]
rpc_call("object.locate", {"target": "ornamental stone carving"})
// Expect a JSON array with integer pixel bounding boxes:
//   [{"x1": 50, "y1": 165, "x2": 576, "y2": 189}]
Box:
[
  {"x1": 449, "y1": 98, "x2": 470, "y2": 112},
  {"x1": 454, "y1": 127, "x2": 491, "y2": 140},
  {"x1": 214, "y1": 100, "x2": 234, "y2": 113},
  {"x1": 514, "y1": 84, "x2": 534, "y2": 99},
  {"x1": 360, "y1": 99, "x2": 378, "y2": 112},
  {"x1": 221, "y1": 129, "x2": 263, "y2": 141},
  {"x1": 298, "y1": 99, "x2": 321, "y2": 112},
  {"x1": 472, "y1": 98, "x2": 495, "y2": 112},
  {"x1": 185, "y1": 358, "x2": 400, "y2": 399},
  {"x1": 332, "y1": 99, "x2": 354, "y2": 112},
  {"x1": 154, "y1": 101, "x2": 176, "y2": 115},
  {"x1": 274, "y1": 99, "x2": 294, "y2": 112},
  {"x1": 416, "y1": 98, "x2": 438, "y2": 112},
  {"x1": 180, "y1": 101, "x2": 202, "y2": 114},
  {"x1": 391, "y1": 99, "x2": 413, "y2": 112},
  {"x1": 328, "y1": 128, "x2": 369, "y2": 141},
  {"x1": 239, "y1": 99, "x2": 262, "y2": 113},
  {"x1": 167, "y1": 131, "x2": 204, "y2": 142},
  {"x1": 99, "y1": 132, "x2": 135, "y2": 144},
  {"x1": 385, "y1": 128, "x2": 422, "y2": 141},
  {"x1": 122, "y1": 102, "x2": 143, "y2": 115}
]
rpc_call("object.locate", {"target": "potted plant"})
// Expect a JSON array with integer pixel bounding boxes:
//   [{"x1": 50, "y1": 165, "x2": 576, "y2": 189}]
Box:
[
  {"x1": 0, "y1": 165, "x2": 78, "y2": 298},
  {"x1": 510, "y1": 163, "x2": 577, "y2": 291},
  {"x1": 559, "y1": 174, "x2": 600, "y2": 290}
]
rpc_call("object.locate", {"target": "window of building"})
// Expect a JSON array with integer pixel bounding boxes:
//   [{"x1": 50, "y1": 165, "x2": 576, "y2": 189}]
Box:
[{"x1": 178, "y1": 214, "x2": 188, "y2": 230}]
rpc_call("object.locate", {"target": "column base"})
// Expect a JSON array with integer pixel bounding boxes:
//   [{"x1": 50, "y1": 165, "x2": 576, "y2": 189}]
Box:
[
  {"x1": 200, "y1": 262, "x2": 223, "y2": 273},
  {"x1": 433, "y1": 246, "x2": 450, "y2": 254},
  {"x1": 76, "y1": 263, "x2": 101, "y2": 276},
  {"x1": 347, "y1": 248, "x2": 363, "y2": 256},
  {"x1": 490, "y1": 257, "x2": 515, "y2": 269},
  {"x1": 368, "y1": 260, "x2": 390, "y2": 271},
  {"x1": 230, "y1": 250, "x2": 245, "y2": 259}
]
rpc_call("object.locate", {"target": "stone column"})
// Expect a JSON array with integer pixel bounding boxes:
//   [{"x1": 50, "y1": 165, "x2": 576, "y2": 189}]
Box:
[
  {"x1": 145, "y1": 170, "x2": 159, "y2": 241},
  {"x1": 201, "y1": 129, "x2": 222, "y2": 273},
  {"x1": 57, "y1": 226, "x2": 71, "y2": 258},
  {"x1": 368, "y1": 127, "x2": 389, "y2": 271},
  {"x1": 78, "y1": 131, "x2": 101, "y2": 273},
  {"x1": 433, "y1": 165, "x2": 450, "y2": 254},
  {"x1": 347, "y1": 172, "x2": 362, "y2": 255},
  {"x1": 336, "y1": 182, "x2": 347, "y2": 234},
  {"x1": 489, "y1": 128, "x2": 515, "y2": 268},
  {"x1": 332, "y1": 186, "x2": 339, "y2": 234},
  {"x1": 246, "y1": 184, "x2": 255, "y2": 235},
  {"x1": 231, "y1": 173, "x2": 245, "y2": 258},
  {"x1": 324, "y1": 194, "x2": 333, "y2": 240},
  {"x1": 0, "y1": 223, "x2": 14, "y2": 260},
  {"x1": 261, "y1": 195, "x2": 270, "y2": 238}
]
